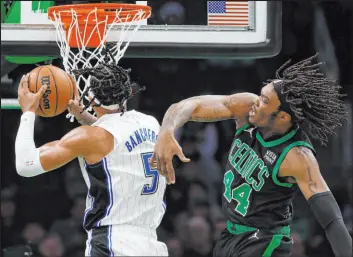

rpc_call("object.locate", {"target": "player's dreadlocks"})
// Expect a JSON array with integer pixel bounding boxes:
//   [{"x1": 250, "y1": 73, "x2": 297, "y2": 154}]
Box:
[
  {"x1": 269, "y1": 53, "x2": 347, "y2": 146},
  {"x1": 71, "y1": 49, "x2": 145, "y2": 115}
]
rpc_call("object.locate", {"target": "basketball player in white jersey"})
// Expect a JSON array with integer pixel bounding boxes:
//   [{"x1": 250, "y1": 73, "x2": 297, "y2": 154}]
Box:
[{"x1": 15, "y1": 63, "x2": 168, "y2": 256}]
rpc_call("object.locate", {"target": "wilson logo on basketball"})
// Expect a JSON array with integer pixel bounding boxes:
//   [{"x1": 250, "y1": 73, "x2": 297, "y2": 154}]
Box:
[{"x1": 41, "y1": 75, "x2": 51, "y2": 109}]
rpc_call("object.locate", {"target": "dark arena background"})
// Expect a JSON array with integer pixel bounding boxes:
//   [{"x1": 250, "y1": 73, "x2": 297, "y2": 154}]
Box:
[{"x1": 1, "y1": 1, "x2": 352, "y2": 257}]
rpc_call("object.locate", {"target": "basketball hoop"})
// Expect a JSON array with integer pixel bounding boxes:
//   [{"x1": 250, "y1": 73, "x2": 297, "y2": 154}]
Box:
[{"x1": 47, "y1": 3, "x2": 151, "y2": 121}]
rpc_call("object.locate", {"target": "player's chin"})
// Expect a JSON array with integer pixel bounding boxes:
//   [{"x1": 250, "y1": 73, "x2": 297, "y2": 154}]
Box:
[{"x1": 248, "y1": 113, "x2": 257, "y2": 125}]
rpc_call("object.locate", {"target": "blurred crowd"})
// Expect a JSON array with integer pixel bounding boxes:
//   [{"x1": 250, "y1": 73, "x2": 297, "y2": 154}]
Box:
[{"x1": 1, "y1": 1, "x2": 353, "y2": 257}]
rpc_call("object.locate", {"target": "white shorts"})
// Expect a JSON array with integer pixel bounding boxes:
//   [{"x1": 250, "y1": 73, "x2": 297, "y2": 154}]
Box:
[{"x1": 85, "y1": 225, "x2": 168, "y2": 256}]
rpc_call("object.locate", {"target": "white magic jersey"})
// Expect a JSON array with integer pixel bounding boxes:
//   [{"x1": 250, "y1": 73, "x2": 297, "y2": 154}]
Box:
[{"x1": 78, "y1": 110, "x2": 166, "y2": 231}]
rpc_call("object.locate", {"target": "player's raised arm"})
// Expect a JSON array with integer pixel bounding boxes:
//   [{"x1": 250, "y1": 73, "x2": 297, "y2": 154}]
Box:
[
  {"x1": 161, "y1": 93, "x2": 257, "y2": 132},
  {"x1": 279, "y1": 147, "x2": 352, "y2": 257},
  {"x1": 16, "y1": 121, "x2": 113, "y2": 176},
  {"x1": 15, "y1": 74, "x2": 113, "y2": 177},
  {"x1": 150, "y1": 93, "x2": 257, "y2": 184}
]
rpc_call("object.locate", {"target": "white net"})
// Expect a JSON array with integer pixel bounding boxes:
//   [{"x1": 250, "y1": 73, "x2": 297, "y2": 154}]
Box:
[{"x1": 49, "y1": 6, "x2": 148, "y2": 121}]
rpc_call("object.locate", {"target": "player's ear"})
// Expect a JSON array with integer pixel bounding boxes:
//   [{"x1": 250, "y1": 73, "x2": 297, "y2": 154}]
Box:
[{"x1": 278, "y1": 111, "x2": 291, "y2": 121}]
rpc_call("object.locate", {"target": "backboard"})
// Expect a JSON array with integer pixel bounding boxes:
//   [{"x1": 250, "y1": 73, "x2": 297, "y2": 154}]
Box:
[{"x1": 1, "y1": 1, "x2": 282, "y2": 59}]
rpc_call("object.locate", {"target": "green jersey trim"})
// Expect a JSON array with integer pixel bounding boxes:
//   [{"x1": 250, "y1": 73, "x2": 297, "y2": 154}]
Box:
[
  {"x1": 256, "y1": 128, "x2": 297, "y2": 148},
  {"x1": 262, "y1": 235, "x2": 284, "y2": 257},
  {"x1": 272, "y1": 141, "x2": 314, "y2": 187},
  {"x1": 235, "y1": 123, "x2": 250, "y2": 136}
]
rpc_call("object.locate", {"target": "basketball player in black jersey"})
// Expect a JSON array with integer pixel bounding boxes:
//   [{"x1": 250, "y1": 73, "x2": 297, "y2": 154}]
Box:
[{"x1": 151, "y1": 54, "x2": 352, "y2": 257}]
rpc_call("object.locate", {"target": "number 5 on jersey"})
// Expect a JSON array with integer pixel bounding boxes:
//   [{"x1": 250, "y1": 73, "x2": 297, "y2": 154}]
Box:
[
  {"x1": 141, "y1": 152, "x2": 159, "y2": 195},
  {"x1": 223, "y1": 170, "x2": 252, "y2": 216}
]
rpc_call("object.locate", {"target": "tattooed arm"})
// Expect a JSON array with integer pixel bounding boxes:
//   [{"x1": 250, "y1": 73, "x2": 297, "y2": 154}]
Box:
[
  {"x1": 150, "y1": 93, "x2": 257, "y2": 184},
  {"x1": 161, "y1": 93, "x2": 258, "y2": 132},
  {"x1": 279, "y1": 147, "x2": 352, "y2": 257},
  {"x1": 279, "y1": 147, "x2": 329, "y2": 199}
]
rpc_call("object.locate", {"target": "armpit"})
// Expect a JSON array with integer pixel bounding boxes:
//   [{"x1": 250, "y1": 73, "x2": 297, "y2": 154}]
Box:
[{"x1": 278, "y1": 146, "x2": 316, "y2": 178}]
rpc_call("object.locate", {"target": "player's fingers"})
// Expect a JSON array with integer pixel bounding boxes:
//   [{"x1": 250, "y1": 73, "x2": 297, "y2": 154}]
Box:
[
  {"x1": 149, "y1": 153, "x2": 157, "y2": 166},
  {"x1": 157, "y1": 164, "x2": 164, "y2": 179},
  {"x1": 166, "y1": 162, "x2": 176, "y2": 184},
  {"x1": 70, "y1": 76, "x2": 80, "y2": 100},
  {"x1": 157, "y1": 158, "x2": 167, "y2": 177},
  {"x1": 37, "y1": 85, "x2": 48, "y2": 97},
  {"x1": 158, "y1": 157, "x2": 168, "y2": 178},
  {"x1": 149, "y1": 160, "x2": 157, "y2": 170},
  {"x1": 74, "y1": 86, "x2": 80, "y2": 101},
  {"x1": 150, "y1": 161, "x2": 158, "y2": 170},
  {"x1": 18, "y1": 76, "x2": 25, "y2": 95},
  {"x1": 69, "y1": 74, "x2": 76, "y2": 85},
  {"x1": 20, "y1": 74, "x2": 30, "y2": 92},
  {"x1": 150, "y1": 154, "x2": 161, "y2": 171},
  {"x1": 162, "y1": 164, "x2": 171, "y2": 185},
  {"x1": 160, "y1": 162, "x2": 167, "y2": 175},
  {"x1": 68, "y1": 99, "x2": 79, "y2": 107},
  {"x1": 156, "y1": 156, "x2": 165, "y2": 176},
  {"x1": 67, "y1": 100, "x2": 75, "y2": 111},
  {"x1": 150, "y1": 160, "x2": 158, "y2": 170},
  {"x1": 176, "y1": 149, "x2": 191, "y2": 163}
]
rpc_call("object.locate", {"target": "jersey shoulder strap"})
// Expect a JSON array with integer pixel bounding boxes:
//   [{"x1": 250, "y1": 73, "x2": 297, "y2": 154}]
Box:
[{"x1": 272, "y1": 138, "x2": 315, "y2": 188}]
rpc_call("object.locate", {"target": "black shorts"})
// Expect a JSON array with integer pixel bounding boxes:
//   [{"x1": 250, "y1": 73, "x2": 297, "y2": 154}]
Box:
[
  {"x1": 87, "y1": 226, "x2": 113, "y2": 257},
  {"x1": 213, "y1": 228, "x2": 293, "y2": 257}
]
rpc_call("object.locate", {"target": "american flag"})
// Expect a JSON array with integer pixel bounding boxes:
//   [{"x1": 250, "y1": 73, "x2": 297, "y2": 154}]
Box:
[{"x1": 207, "y1": 1, "x2": 249, "y2": 26}]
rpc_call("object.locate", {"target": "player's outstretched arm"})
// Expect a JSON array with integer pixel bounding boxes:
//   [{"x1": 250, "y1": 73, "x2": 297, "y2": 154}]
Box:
[
  {"x1": 15, "y1": 122, "x2": 113, "y2": 176},
  {"x1": 161, "y1": 93, "x2": 257, "y2": 132},
  {"x1": 15, "y1": 74, "x2": 111, "y2": 177},
  {"x1": 280, "y1": 147, "x2": 352, "y2": 257},
  {"x1": 150, "y1": 93, "x2": 257, "y2": 184}
]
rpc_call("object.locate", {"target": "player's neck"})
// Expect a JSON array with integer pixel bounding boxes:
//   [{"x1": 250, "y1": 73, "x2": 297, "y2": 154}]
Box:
[
  {"x1": 94, "y1": 102, "x2": 128, "y2": 118},
  {"x1": 94, "y1": 106, "x2": 122, "y2": 118},
  {"x1": 96, "y1": 109, "x2": 121, "y2": 118},
  {"x1": 258, "y1": 122, "x2": 293, "y2": 140}
]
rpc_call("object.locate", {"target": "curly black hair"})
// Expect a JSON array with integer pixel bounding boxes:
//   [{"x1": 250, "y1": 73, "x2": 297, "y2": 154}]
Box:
[
  {"x1": 71, "y1": 50, "x2": 145, "y2": 115},
  {"x1": 269, "y1": 54, "x2": 348, "y2": 145}
]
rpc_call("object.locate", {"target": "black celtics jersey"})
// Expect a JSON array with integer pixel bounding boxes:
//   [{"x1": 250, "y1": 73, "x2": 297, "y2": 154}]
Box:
[{"x1": 223, "y1": 123, "x2": 315, "y2": 229}]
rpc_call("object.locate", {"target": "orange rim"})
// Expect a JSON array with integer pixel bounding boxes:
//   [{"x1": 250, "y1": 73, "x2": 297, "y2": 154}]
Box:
[
  {"x1": 47, "y1": 3, "x2": 151, "y2": 48},
  {"x1": 48, "y1": 3, "x2": 151, "y2": 24}
]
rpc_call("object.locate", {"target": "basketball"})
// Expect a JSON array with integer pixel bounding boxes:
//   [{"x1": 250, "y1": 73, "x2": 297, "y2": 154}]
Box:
[{"x1": 28, "y1": 65, "x2": 75, "y2": 117}]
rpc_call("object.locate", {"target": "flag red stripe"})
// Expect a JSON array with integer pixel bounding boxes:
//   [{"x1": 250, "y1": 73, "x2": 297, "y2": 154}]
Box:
[
  {"x1": 208, "y1": 23, "x2": 248, "y2": 26},
  {"x1": 208, "y1": 19, "x2": 249, "y2": 22},
  {"x1": 226, "y1": 4, "x2": 248, "y2": 7},
  {"x1": 209, "y1": 15, "x2": 249, "y2": 20},
  {"x1": 209, "y1": 20, "x2": 248, "y2": 22},
  {"x1": 226, "y1": 4, "x2": 249, "y2": 6},
  {"x1": 227, "y1": 7, "x2": 248, "y2": 9},
  {"x1": 226, "y1": 9, "x2": 249, "y2": 11},
  {"x1": 209, "y1": 19, "x2": 249, "y2": 23},
  {"x1": 209, "y1": 15, "x2": 249, "y2": 17}
]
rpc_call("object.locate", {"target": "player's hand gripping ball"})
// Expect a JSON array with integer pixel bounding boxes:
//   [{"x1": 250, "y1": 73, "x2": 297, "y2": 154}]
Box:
[
  {"x1": 18, "y1": 73, "x2": 48, "y2": 114},
  {"x1": 25, "y1": 65, "x2": 75, "y2": 117}
]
